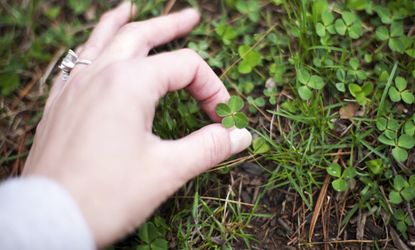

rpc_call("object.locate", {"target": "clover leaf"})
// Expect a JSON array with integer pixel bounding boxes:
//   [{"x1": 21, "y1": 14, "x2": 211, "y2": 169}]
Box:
[
  {"x1": 296, "y1": 68, "x2": 325, "y2": 100},
  {"x1": 391, "y1": 134, "x2": 415, "y2": 162},
  {"x1": 137, "y1": 221, "x2": 168, "y2": 250},
  {"x1": 335, "y1": 68, "x2": 347, "y2": 92},
  {"x1": 388, "y1": 77, "x2": 414, "y2": 104},
  {"x1": 237, "y1": 45, "x2": 262, "y2": 74},
  {"x1": 348, "y1": 57, "x2": 367, "y2": 81},
  {"x1": 216, "y1": 96, "x2": 249, "y2": 129},
  {"x1": 327, "y1": 163, "x2": 356, "y2": 192},
  {"x1": 404, "y1": 120, "x2": 415, "y2": 136},
  {"x1": 377, "y1": 116, "x2": 414, "y2": 162},
  {"x1": 334, "y1": 11, "x2": 363, "y2": 39},
  {"x1": 394, "y1": 209, "x2": 412, "y2": 237},
  {"x1": 315, "y1": 11, "x2": 335, "y2": 37},
  {"x1": 348, "y1": 82, "x2": 372, "y2": 105},
  {"x1": 235, "y1": 0, "x2": 260, "y2": 23},
  {"x1": 327, "y1": 163, "x2": 342, "y2": 178},
  {"x1": 375, "y1": 6, "x2": 401, "y2": 24},
  {"x1": 247, "y1": 96, "x2": 265, "y2": 108},
  {"x1": 389, "y1": 175, "x2": 415, "y2": 204},
  {"x1": 188, "y1": 41, "x2": 209, "y2": 59},
  {"x1": 376, "y1": 117, "x2": 399, "y2": 141},
  {"x1": 252, "y1": 137, "x2": 270, "y2": 154},
  {"x1": 215, "y1": 22, "x2": 238, "y2": 45},
  {"x1": 366, "y1": 159, "x2": 384, "y2": 175},
  {"x1": 376, "y1": 22, "x2": 410, "y2": 53},
  {"x1": 263, "y1": 88, "x2": 278, "y2": 105}
]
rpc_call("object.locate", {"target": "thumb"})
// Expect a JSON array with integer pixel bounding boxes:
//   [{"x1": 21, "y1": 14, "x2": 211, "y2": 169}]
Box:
[{"x1": 157, "y1": 124, "x2": 252, "y2": 180}]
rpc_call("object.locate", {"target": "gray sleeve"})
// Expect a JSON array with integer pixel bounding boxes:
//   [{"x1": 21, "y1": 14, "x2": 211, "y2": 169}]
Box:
[{"x1": 0, "y1": 176, "x2": 95, "y2": 250}]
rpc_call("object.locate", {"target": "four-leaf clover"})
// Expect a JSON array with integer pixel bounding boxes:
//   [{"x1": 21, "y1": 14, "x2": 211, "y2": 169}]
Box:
[{"x1": 216, "y1": 95, "x2": 249, "y2": 129}]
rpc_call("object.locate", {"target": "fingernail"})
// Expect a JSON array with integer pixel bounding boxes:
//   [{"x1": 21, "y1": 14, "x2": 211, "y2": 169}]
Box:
[
  {"x1": 121, "y1": 0, "x2": 131, "y2": 7},
  {"x1": 180, "y1": 8, "x2": 200, "y2": 20},
  {"x1": 229, "y1": 128, "x2": 252, "y2": 155}
]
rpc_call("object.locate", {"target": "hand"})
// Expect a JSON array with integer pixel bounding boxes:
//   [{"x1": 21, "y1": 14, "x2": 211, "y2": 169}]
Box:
[{"x1": 22, "y1": 2, "x2": 252, "y2": 248}]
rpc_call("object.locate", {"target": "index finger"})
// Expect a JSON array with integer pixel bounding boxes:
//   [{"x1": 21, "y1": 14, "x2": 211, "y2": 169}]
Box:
[
  {"x1": 141, "y1": 49, "x2": 230, "y2": 122},
  {"x1": 102, "y1": 8, "x2": 200, "y2": 62}
]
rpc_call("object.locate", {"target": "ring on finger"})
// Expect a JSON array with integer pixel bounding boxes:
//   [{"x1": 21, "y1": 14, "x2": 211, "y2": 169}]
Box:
[{"x1": 58, "y1": 49, "x2": 92, "y2": 80}]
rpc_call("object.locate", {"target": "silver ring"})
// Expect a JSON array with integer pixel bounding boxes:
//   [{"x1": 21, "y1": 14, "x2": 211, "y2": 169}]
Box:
[{"x1": 58, "y1": 49, "x2": 92, "y2": 80}]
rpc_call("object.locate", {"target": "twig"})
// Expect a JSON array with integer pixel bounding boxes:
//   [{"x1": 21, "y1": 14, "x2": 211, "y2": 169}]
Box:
[
  {"x1": 309, "y1": 149, "x2": 342, "y2": 242},
  {"x1": 405, "y1": 202, "x2": 415, "y2": 230},
  {"x1": 174, "y1": 195, "x2": 255, "y2": 207},
  {"x1": 298, "y1": 239, "x2": 392, "y2": 246},
  {"x1": 389, "y1": 227, "x2": 410, "y2": 250},
  {"x1": 163, "y1": 0, "x2": 176, "y2": 15},
  {"x1": 308, "y1": 174, "x2": 330, "y2": 242}
]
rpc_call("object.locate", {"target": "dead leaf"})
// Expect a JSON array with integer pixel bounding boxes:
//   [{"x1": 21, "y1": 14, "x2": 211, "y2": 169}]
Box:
[
  {"x1": 265, "y1": 77, "x2": 276, "y2": 89},
  {"x1": 339, "y1": 103, "x2": 359, "y2": 120},
  {"x1": 84, "y1": 5, "x2": 97, "y2": 21}
]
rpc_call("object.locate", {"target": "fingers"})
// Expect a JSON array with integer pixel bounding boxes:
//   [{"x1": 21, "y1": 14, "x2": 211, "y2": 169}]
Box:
[
  {"x1": 79, "y1": 2, "x2": 135, "y2": 61},
  {"x1": 157, "y1": 124, "x2": 252, "y2": 180},
  {"x1": 69, "y1": 2, "x2": 135, "y2": 81},
  {"x1": 142, "y1": 49, "x2": 230, "y2": 122},
  {"x1": 102, "y1": 8, "x2": 200, "y2": 62}
]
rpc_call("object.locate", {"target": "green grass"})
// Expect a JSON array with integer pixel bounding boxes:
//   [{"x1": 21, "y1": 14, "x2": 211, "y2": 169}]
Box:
[{"x1": 1, "y1": 0, "x2": 415, "y2": 249}]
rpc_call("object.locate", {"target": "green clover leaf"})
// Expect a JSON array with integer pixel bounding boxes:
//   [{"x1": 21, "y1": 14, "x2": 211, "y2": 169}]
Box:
[
  {"x1": 332, "y1": 179, "x2": 348, "y2": 192},
  {"x1": 392, "y1": 147, "x2": 408, "y2": 162},
  {"x1": 327, "y1": 163, "x2": 341, "y2": 178},
  {"x1": 216, "y1": 103, "x2": 231, "y2": 117},
  {"x1": 296, "y1": 68, "x2": 325, "y2": 100},
  {"x1": 376, "y1": 26, "x2": 389, "y2": 41},
  {"x1": 234, "y1": 112, "x2": 249, "y2": 128},
  {"x1": 401, "y1": 187, "x2": 415, "y2": 201},
  {"x1": 228, "y1": 95, "x2": 245, "y2": 112},
  {"x1": 252, "y1": 137, "x2": 270, "y2": 154},
  {"x1": 315, "y1": 11, "x2": 335, "y2": 37},
  {"x1": 389, "y1": 77, "x2": 414, "y2": 104},
  {"x1": 398, "y1": 134, "x2": 415, "y2": 149},
  {"x1": 335, "y1": 11, "x2": 363, "y2": 39},
  {"x1": 389, "y1": 190, "x2": 403, "y2": 204},
  {"x1": 215, "y1": 23, "x2": 237, "y2": 45},
  {"x1": 237, "y1": 45, "x2": 262, "y2": 74},
  {"x1": 298, "y1": 85, "x2": 313, "y2": 100},
  {"x1": 366, "y1": 159, "x2": 384, "y2": 175},
  {"x1": 348, "y1": 82, "x2": 372, "y2": 105},
  {"x1": 222, "y1": 116, "x2": 235, "y2": 128}
]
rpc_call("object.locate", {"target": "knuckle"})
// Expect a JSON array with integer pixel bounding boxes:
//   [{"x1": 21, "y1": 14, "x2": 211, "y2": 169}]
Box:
[
  {"x1": 119, "y1": 22, "x2": 147, "y2": 37},
  {"x1": 99, "y1": 11, "x2": 115, "y2": 23},
  {"x1": 97, "y1": 61, "x2": 153, "y2": 101},
  {"x1": 119, "y1": 21, "x2": 139, "y2": 33}
]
